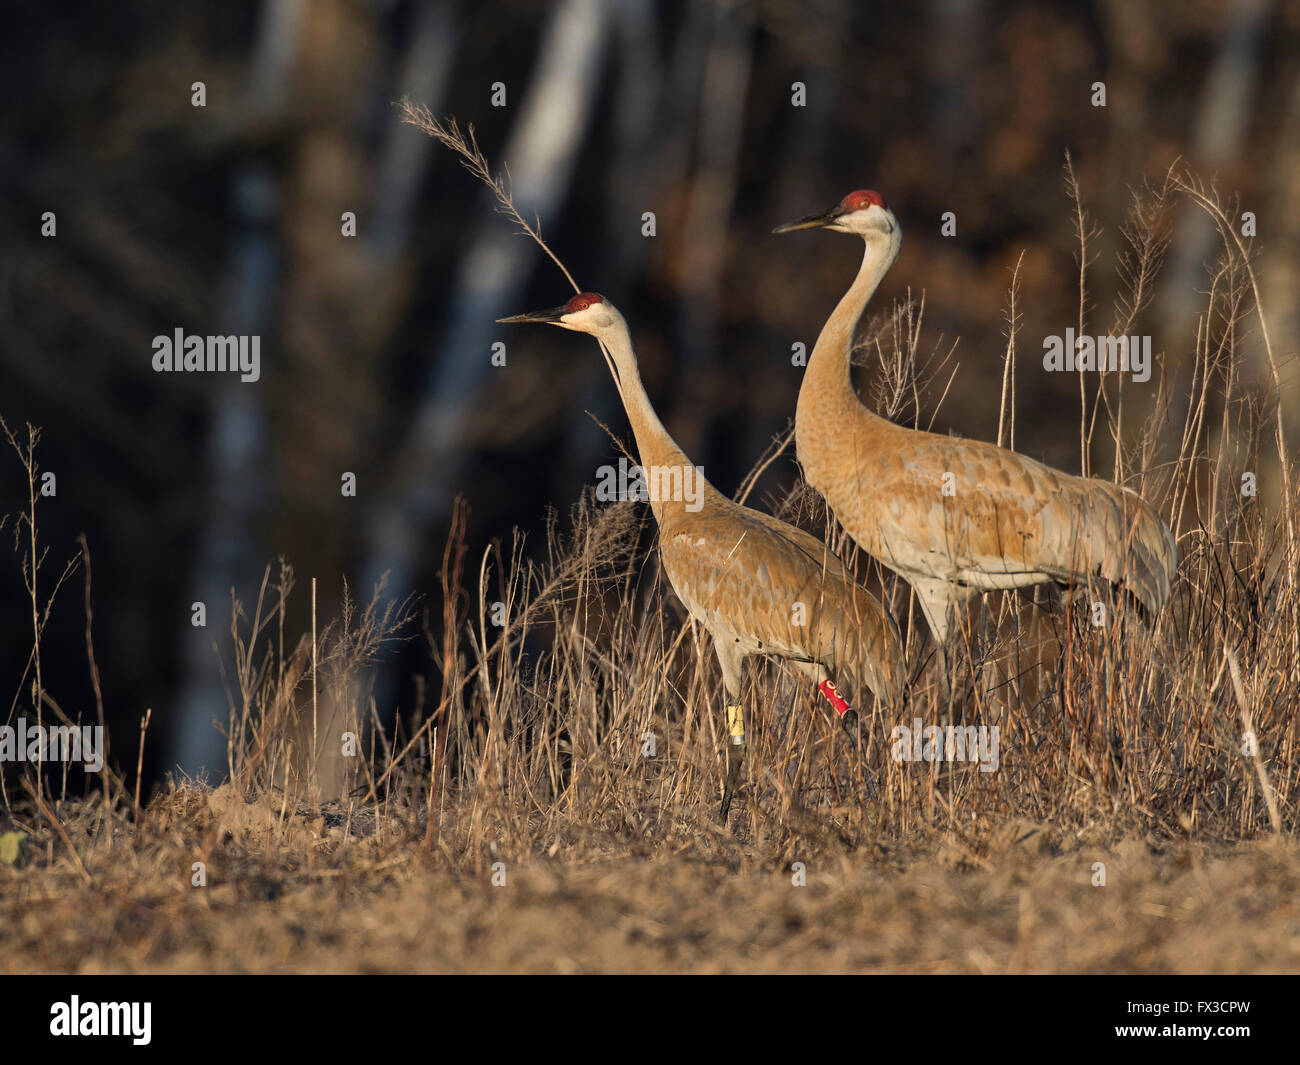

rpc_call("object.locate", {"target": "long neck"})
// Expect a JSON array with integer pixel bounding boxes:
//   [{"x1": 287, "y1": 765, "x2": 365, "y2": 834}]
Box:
[
  {"x1": 597, "y1": 319, "x2": 706, "y2": 523},
  {"x1": 798, "y1": 235, "x2": 899, "y2": 423}
]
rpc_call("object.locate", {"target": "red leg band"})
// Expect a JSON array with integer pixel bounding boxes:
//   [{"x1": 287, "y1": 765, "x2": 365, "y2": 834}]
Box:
[{"x1": 818, "y1": 680, "x2": 852, "y2": 717}]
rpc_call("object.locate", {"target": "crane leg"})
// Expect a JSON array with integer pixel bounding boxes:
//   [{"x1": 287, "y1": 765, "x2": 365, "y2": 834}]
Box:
[
  {"x1": 818, "y1": 678, "x2": 860, "y2": 743},
  {"x1": 715, "y1": 640, "x2": 747, "y2": 823},
  {"x1": 791, "y1": 662, "x2": 877, "y2": 799},
  {"x1": 914, "y1": 580, "x2": 958, "y2": 724},
  {"x1": 790, "y1": 662, "x2": 862, "y2": 743},
  {"x1": 934, "y1": 642, "x2": 954, "y2": 720},
  {"x1": 720, "y1": 702, "x2": 745, "y2": 821}
]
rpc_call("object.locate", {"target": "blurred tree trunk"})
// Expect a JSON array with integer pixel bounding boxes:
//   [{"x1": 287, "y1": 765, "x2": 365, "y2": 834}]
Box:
[
  {"x1": 928, "y1": 0, "x2": 982, "y2": 165},
  {"x1": 294, "y1": 1, "x2": 460, "y2": 803},
  {"x1": 675, "y1": 0, "x2": 754, "y2": 477},
  {"x1": 366, "y1": 3, "x2": 458, "y2": 273},
  {"x1": 361, "y1": 0, "x2": 611, "y2": 633},
  {"x1": 1157, "y1": 0, "x2": 1272, "y2": 353},
  {"x1": 172, "y1": 0, "x2": 300, "y2": 776},
  {"x1": 562, "y1": 0, "x2": 663, "y2": 474},
  {"x1": 761, "y1": 0, "x2": 845, "y2": 469},
  {"x1": 1261, "y1": 73, "x2": 1300, "y2": 436}
]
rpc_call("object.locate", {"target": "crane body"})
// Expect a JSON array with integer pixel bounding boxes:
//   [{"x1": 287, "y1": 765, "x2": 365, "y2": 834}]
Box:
[
  {"x1": 501, "y1": 293, "x2": 905, "y2": 818},
  {"x1": 777, "y1": 191, "x2": 1177, "y2": 698}
]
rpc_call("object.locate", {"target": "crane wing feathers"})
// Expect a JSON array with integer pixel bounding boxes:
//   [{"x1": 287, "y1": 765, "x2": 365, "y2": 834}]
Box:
[
  {"x1": 658, "y1": 504, "x2": 903, "y2": 703},
  {"x1": 843, "y1": 431, "x2": 1177, "y2": 612}
]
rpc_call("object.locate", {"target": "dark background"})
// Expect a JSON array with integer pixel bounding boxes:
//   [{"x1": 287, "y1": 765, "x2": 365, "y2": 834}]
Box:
[{"x1": 2, "y1": 0, "x2": 1296, "y2": 787}]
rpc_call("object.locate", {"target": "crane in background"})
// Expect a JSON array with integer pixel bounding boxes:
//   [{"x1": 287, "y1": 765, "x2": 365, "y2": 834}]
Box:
[{"x1": 776, "y1": 190, "x2": 1177, "y2": 708}]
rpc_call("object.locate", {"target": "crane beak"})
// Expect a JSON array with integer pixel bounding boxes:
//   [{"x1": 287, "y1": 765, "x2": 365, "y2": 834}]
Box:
[
  {"x1": 772, "y1": 205, "x2": 843, "y2": 234},
  {"x1": 496, "y1": 305, "x2": 568, "y2": 325}
]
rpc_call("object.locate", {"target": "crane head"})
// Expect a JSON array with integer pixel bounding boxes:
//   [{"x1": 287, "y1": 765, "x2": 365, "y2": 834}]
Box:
[
  {"x1": 497, "y1": 292, "x2": 616, "y2": 333},
  {"x1": 773, "y1": 189, "x2": 895, "y2": 237}
]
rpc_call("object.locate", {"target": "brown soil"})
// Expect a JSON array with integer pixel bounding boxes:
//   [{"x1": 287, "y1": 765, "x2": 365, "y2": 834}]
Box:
[{"x1": 3, "y1": 788, "x2": 1297, "y2": 974}]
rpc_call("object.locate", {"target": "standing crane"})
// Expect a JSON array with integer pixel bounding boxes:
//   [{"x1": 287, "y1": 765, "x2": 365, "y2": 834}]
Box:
[
  {"x1": 775, "y1": 190, "x2": 1177, "y2": 704},
  {"x1": 500, "y1": 293, "x2": 905, "y2": 819}
]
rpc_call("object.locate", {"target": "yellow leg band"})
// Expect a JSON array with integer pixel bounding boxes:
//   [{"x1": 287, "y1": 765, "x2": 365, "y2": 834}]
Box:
[{"x1": 726, "y1": 704, "x2": 745, "y2": 745}]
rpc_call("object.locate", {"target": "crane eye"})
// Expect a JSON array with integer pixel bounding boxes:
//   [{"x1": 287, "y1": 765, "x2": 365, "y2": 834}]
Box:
[{"x1": 577, "y1": 300, "x2": 588, "y2": 309}]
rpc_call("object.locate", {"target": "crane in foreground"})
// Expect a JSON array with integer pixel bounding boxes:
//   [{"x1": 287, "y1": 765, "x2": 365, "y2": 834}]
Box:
[
  {"x1": 500, "y1": 293, "x2": 905, "y2": 820},
  {"x1": 775, "y1": 190, "x2": 1177, "y2": 706}
]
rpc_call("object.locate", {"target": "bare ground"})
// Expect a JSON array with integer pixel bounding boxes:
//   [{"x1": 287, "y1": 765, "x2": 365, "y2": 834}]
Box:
[{"x1": 3, "y1": 786, "x2": 1298, "y2": 974}]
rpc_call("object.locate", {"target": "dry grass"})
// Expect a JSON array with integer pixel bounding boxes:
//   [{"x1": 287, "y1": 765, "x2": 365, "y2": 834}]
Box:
[
  {"x1": 3, "y1": 787, "x2": 1299, "y2": 973},
  {"x1": 2, "y1": 143, "x2": 1298, "y2": 972}
]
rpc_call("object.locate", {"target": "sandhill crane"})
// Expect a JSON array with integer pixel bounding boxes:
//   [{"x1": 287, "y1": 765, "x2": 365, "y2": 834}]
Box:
[
  {"x1": 775, "y1": 190, "x2": 1177, "y2": 704},
  {"x1": 499, "y1": 293, "x2": 905, "y2": 819}
]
